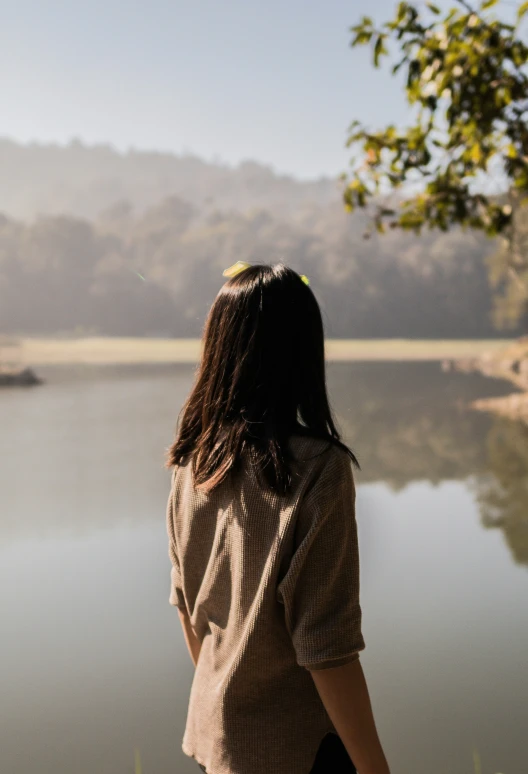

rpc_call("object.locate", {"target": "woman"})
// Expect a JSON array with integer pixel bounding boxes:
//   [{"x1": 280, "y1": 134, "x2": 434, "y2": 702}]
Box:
[{"x1": 166, "y1": 263, "x2": 390, "y2": 774}]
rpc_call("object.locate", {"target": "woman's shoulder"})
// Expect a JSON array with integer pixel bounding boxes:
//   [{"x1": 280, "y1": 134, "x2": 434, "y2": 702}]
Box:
[
  {"x1": 169, "y1": 455, "x2": 194, "y2": 490},
  {"x1": 289, "y1": 438, "x2": 355, "y2": 517},
  {"x1": 289, "y1": 434, "x2": 348, "y2": 459},
  {"x1": 289, "y1": 435, "x2": 353, "y2": 482}
]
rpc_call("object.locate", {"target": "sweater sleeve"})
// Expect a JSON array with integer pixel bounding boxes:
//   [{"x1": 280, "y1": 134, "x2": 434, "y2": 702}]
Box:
[
  {"x1": 166, "y1": 472, "x2": 187, "y2": 611},
  {"x1": 277, "y1": 447, "x2": 365, "y2": 670}
]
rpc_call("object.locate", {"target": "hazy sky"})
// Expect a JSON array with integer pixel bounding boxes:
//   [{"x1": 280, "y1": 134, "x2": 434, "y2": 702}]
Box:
[{"x1": 3, "y1": 0, "x2": 419, "y2": 178}]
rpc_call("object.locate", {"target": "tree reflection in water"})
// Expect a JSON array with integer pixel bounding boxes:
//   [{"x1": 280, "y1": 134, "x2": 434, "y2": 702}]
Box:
[
  {"x1": 329, "y1": 362, "x2": 528, "y2": 567},
  {"x1": 2, "y1": 361, "x2": 526, "y2": 567},
  {"x1": 473, "y1": 418, "x2": 528, "y2": 566}
]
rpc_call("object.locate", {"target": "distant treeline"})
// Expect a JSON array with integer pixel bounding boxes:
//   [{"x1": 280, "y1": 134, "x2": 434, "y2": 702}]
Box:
[
  {"x1": 0, "y1": 139, "x2": 524, "y2": 338},
  {"x1": 0, "y1": 196, "x2": 521, "y2": 338}
]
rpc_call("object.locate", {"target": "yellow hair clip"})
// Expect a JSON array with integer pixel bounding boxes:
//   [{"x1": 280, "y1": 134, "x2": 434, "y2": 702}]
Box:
[
  {"x1": 222, "y1": 262, "x2": 310, "y2": 286},
  {"x1": 222, "y1": 261, "x2": 252, "y2": 278}
]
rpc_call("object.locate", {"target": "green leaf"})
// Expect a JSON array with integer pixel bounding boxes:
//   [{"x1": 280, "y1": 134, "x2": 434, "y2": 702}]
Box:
[
  {"x1": 396, "y1": 2, "x2": 408, "y2": 23},
  {"x1": 518, "y1": 1, "x2": 528, "y2": 19},
  {"x1": 427, "y1": 3, "x2": 441, "y2": 14},
  {"x1": 481, "y1": 0, "x2": 498, "y2": 10},
  {"x1": 351, "y1": 30, "x2": 373, "y2": 46},
  {"x1": 470, "y1": 144, "x2": 483, "y2": 164},
  {"x1": 374, "y1": 35, "x2": 388, "y2": 67}
]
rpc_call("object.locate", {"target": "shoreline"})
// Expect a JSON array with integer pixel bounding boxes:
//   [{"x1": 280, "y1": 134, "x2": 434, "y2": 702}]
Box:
[{"x1": 0, "y1": 337, "x2": 514, "y2": 366}]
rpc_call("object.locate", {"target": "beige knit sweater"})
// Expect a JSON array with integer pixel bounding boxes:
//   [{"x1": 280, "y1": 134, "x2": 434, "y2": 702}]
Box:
[{"x1": 166, "y1": 436, "x2": 365, "y2": 774}]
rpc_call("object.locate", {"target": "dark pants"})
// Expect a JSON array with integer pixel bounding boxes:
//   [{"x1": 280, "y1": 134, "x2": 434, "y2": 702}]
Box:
[
  {"x1": 197, "y1": 732, "x2": 356, "y2": 773},
  {"x1": 309, "y1": 732, "x2": 356, "y2": 772}
]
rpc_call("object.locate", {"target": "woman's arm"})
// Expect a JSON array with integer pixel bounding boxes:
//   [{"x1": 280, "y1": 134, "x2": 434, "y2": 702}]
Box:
[
  {"x1": 309, "y1": 657, "x2": 390, "y2": 774},
  {"x1": 177, "y1": 607, "x2": 202, "y2": 666}
]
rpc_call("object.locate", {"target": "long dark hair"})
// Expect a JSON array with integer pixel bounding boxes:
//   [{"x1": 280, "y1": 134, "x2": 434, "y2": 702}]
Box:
[{"x1": 167, "y1": 263, "x2": 358, "y2": 493}]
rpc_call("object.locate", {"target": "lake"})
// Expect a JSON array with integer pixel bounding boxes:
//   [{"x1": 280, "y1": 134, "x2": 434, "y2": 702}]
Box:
[{"x1": 1, "y1": 362, "x2": 527, "y2": 774}]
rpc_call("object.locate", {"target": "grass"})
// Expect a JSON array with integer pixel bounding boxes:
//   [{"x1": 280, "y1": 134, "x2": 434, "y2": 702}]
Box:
[{"x1": 0, "y1": 336, "x2": 514, "y2": 366}]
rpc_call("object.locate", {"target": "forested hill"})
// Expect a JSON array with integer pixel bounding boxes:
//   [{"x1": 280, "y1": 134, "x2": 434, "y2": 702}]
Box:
[
  {"x1": 0, "y1": 138, "x2": 338, "y2": 221},
  {"x1": 0, "y1": 139, "x2": 521, "y2": 339}
]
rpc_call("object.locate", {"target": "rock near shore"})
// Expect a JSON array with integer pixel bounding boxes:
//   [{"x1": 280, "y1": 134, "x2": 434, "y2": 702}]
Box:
[
  {"x1": 472, "y1": 391, "x2": 528, "y2": 424},
  {"x1": 0, "y1": 367, "x2": 43, "y2": 387},
  {"x1": 448, "y1": 337, "x2": 528, "y2": 425},
  {"x1": 449, "y1": 336, "x2": 528, "y2": 391}
]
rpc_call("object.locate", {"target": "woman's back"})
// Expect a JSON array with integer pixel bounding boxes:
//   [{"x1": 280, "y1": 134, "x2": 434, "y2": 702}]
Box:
[
  {"x1": 167, "y1": 437, "x2": 364, "y2": 774},
  {"x1": 166, "y1": 262, "x2": 389, "y2": 774}
]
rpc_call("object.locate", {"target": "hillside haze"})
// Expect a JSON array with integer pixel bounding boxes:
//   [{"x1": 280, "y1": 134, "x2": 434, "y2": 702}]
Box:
[
  {"x1": 0, "y1": 139, "x2": 520, "y2": 339},
  {"x1": 0, "y1": 138, "x2": 339, "y2": 222}
]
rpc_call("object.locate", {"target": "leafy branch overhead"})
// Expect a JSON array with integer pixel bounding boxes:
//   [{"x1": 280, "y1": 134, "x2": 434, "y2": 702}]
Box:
[{"x1": 344, "y1": 0, "x2": 528, "y2": 242}]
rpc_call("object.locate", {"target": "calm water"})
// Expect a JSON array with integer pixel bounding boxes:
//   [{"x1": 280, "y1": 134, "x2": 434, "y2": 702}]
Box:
[{"x1": 1, "y1": 362, "x2": 527, "y2": 774}]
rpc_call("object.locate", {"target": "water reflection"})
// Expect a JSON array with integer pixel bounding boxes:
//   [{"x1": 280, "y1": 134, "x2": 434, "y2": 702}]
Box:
[
  {"x1": 333, "y1": 362, "x2": 501, "y2": 487},
  {"x1": 473, "y1": 418, "x2": 528, "y2": 566},
  {"x1": 333, "y1": 363, "x2": 528, "y2": 568},
  {"x1": 0, "y1": 362, "x2": 526, "y2": 567},
  {"x1": 1, "y1": 361, "x2": 527, "y2": 774}
]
